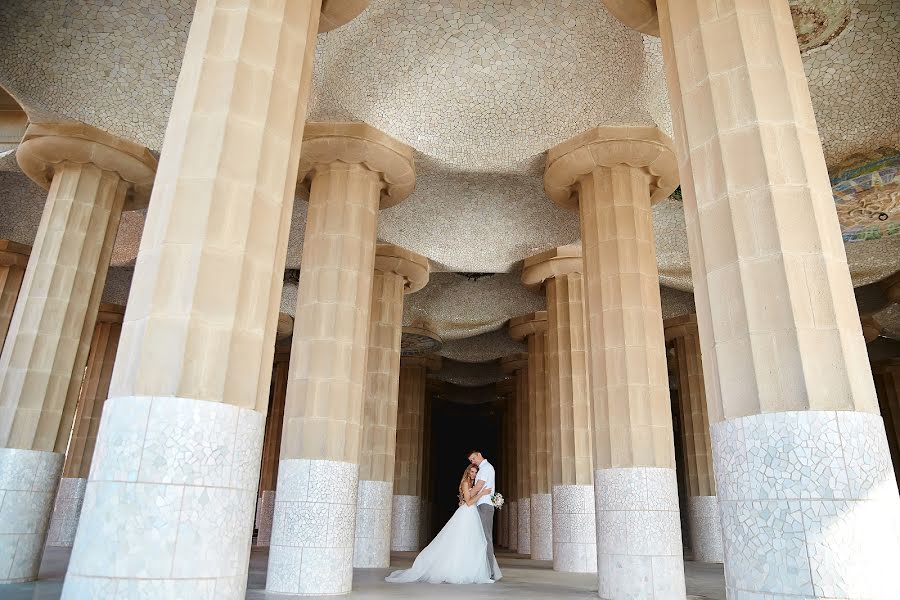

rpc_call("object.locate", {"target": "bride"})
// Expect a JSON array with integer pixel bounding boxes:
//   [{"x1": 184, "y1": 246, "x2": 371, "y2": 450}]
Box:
[{"x1": 385, "y1": 464, "x2": 502, "y2": 584}]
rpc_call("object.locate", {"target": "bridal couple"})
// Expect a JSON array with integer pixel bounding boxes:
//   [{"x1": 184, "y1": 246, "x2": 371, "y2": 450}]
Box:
[{"x1": 386, "y1": 449, "x2": 503, "y2": 584}]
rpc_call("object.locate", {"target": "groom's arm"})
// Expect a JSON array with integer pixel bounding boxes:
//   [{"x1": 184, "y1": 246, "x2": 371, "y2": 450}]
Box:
[{"x1": 471, "y1": 478, "x2": 486, "y2": 495}]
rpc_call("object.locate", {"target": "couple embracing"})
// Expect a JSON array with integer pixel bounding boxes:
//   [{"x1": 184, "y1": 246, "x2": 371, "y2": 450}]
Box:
[{"x1": 386, "y1": 449, "x2": 503, "y2": 584}]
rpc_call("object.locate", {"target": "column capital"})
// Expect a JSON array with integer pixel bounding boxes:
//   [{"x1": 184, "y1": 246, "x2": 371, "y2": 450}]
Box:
[
  {"x1": 883, "y1": 271, "x2": 900, "y2": 304},
  {"x1": 401, "y1": 325, "x2": 442, "y2": 356},
  {"x1": 496, "y1": 377, "x2": 516, "y2": 400},
  {"x1": 522, "y1": 245, "x2": 583, "y2": 288},
  {"x1": 860, "y1": 316, "x2": 881, "y2": 344},
  {"x1": 298, "y1": 122, "x2": 416, "y2": 208},
  {"x1": 401, "y1": 353, "x2": 441, "y2": 371},
  {"x1": 276, "y1": 312, "x2": 294, "y2": 341},
  {"x1": 318, "y1": 0, "x2": 370, "y2": 33},
  {"x1": 16, "y1": 122, "x2": 157, "y2": 211},
  {"x1": 96, "y1": 303, "x2": 126, "y2": 325},
  {"x1": 544, "y1": 126, "x2": 678, "y2": 211},
  {"x1": 375, "y1": 244, "x2": 430, "y2": 293},
  {"x1": 663, "y1": 313, "x2": 699, "y2": 341},
  {"x1": 501, "y1": 352, "x2": 529, "y2": 374},
  {"x1": 601, "y1": 0, "x2": 659, "y2": 36},
  {"x1": 508, "y1": 311, "x2": 549, "y2": 342},
  {"x1": 0, "y1": 240, "x2": 30, "y2": 268}
]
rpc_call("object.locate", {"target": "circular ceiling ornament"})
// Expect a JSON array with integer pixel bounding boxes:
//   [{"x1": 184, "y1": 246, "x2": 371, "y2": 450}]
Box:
[
  {"x1": 789, "y1": 0, "x2": 852, "y2": 52},
  {"x1": 830, "y1": 148, "x2": 900, "y2": 242}
]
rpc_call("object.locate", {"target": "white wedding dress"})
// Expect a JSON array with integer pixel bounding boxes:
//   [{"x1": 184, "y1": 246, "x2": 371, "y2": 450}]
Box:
[{"x1": 385, "y1": 504, "x2": 502, "y2": 584}]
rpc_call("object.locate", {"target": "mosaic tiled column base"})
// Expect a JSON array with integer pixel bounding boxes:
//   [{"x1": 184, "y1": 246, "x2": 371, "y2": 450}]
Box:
[
  {"x1": 391, "y1": 494, "x2": 422, "y2": 551},
  {"x1": 594, "y1": 467, "x2": 685, "y2": 599},
  {"x1": 0, "y1": 448, "x2": 63, "y2": 583},
  {"x1": 509, "y1": 500, "x2": 518, "y2": 551},
  {"x1": 255, "y1": 490, "x2": 276, "y2": 547},
  {"x1": 531, "y1": 493, "x2": 553, "y2": 560},
  {"x1": 518, "y1": 496, "x2": 531, "y2": 555},
  {"x1": 267, "y1": 459, "x2": 359, "y2": 595},
  {"x1": 712, "y1": 411, "x2": 900, "y2": 599},
  {"x1": 354, "y1": 479, "x2": 392, "y2": 568},
  {"x1": 62, "y1": 396, "x2": 265, "y2": 599},
  {"x1": 46, "y1": 477, "x2": 87, "y2": 548},
  {"x1": 552, "y1": 484, "x2": 597, "y2": 573},
  {"x1": 686, "y1": 495, "x2": 722, "y2": 563}
]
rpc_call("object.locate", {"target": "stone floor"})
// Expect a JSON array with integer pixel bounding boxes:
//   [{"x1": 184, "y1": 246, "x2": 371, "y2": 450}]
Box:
[{"x1": 0, "y1": 547, "x2": 726, "y2": 599}]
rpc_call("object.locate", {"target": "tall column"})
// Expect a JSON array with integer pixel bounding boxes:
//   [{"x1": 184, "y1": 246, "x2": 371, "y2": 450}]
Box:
[
  {"x1": 498, "y1": 365, "x2": 523, "y2": 553},
  {"x1": 391, "y1": 354, "x2": 439, "y2": 552},
  {"x1": 419, "y1": 385, "x2": 434, "y2": 546},
  {"x1": 510, "y1": 312, "x2": 553, "y2": 560},
  {"x1": 502, "y1": 353, "x2": 531, "y2": 555},
  {"x1": 545, "y1": 126, "x2": 684, "y2": 598},
  {"x1": 664, "y1": 315, "x2": 723, "y2": 563},
  {"x1": 46, "y1": 304, "x2": 125, "y2": 548},
  {"x1": 255, "y1": 346, "x2": 290, "y2": 547},
  {"x1": 523, "y1": 246, "x2": 598, "y2": 573},
  {"x1": 268, "y1": 122, "x2": 415, "y2": 595},
  {"x1": 0, "y1": 240, "x2": 29, "y2": 351},
  {"x1": 872, "y1": 360, "x2": 900, "y2": 487},
  {"x1": 641, "y1": 1, "x2": 900, "y2": 597},
  {"x1": 354, "y1": 246, "x2": 429, "y2": 567},
  {"x1": 62, "y1": 2, "x2": 337, "y2": 597},
  {"x1": 496, "y1": 379, "x2": 515, "y2": 549},
  {"x1": 1, "y1": 123, "x2": 155, "y2": 585}
]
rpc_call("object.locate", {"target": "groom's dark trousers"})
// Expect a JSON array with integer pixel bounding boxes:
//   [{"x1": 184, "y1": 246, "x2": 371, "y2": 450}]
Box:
[{"x1": 477, "y1": 504, "x2": 497, "y2": 578}]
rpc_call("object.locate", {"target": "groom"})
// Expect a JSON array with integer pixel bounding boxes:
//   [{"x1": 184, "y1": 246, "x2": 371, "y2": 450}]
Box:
[{"x1": 468, "y1": 449, "x2": 498, "y2": 580}]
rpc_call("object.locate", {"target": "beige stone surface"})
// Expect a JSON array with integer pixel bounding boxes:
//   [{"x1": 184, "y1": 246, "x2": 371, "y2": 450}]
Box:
[
  {"x1": 523, "y1": 247, "x2": 594, "y2": 486},
  {"x1": 545, "y1": 126, "x2": 678, "y2": 470},
  {"x1": 665, "y1": 314, "x2": 715, "y2": 497},
  {"x1": 0, "y1": 239, "x2": 29, "y2": 351},
  {"x1": 502, "y1": 353, "x2": 530, "y2": 504},
  {"x1": 62, "y1": 304, "x2": 124, "y2": 479},
  {"x1": 259, "y1": 349, "x2": 289, "y2": 493},
  {"x1": 657, "y1": 0, "x2": 880, "y2": 422},
  {"x1": 360, "y1": 245, "x2": 429, "y2": 483},
  {"x1": 282, "y1": 123, "x2": 415, "y2": 463},
  {"x1": 318, "y1": 0, "x2": 371, "y2": 32},
  {"x1": 393, "y1": 355, "x2": 439, "y2": 497},
  {"x1": 601, "y1": 0, "x2": 660, "y2": 35},
  {"x1": 108, "y1": 0, "x2": 322, "y2": 412}
]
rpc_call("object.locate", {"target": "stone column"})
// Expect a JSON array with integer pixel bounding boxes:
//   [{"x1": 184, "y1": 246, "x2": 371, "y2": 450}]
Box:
[
  {"x1": 419, "y1": 386, "x2": 434, "y2": 546},
  {"x1": 873, "y1": 360, "x2": 900, "y2": 486},
  {"x1": 0, "y1": 123, "x2": 155, "y2": 585},
  {"x1": 496, "y1": 379, "x2": 515, "y2": 549},
  {"x1": 46, "y1": 304, "x2": 125, "y2": 548},
  {"x1": 664, "y1": 315, "x2": 723, "y2": 563},
  {"x1": 637, "y1": 1, "x2": 900, "y2": 597},
  {"x1": 391, "y1": 354, "x2": 439, "y2": 552},
  {"x1": 0, "y1": 240, "x2": 29, "y2": 351},
  {"x1": 266, "y1": 121, "x2": 414, "y2": 595},
  {"x1": 545, "y1": 126, "x2": 684, "y2": 597},
  {"x1": 255, "y1": 346, "x2": 290, "y2": 547},
  {"x1": 523, "y1": 246, "x2": 598, "y2": 573},
  {"x1": 510, "y1": 312, "x2": 553, "y2": 561},
  {"x1": 498, "y1": 371, "x2": 521, "y2": 552},
  {"x1": 354, "y1": 246, "x2": 429, "y2": 567},
  {"x1": 502, "y1": 353, "x2": 531, "y2": 555},
  {"x1": 62, "y1": 2, "x2": 338, "y2": 596}
]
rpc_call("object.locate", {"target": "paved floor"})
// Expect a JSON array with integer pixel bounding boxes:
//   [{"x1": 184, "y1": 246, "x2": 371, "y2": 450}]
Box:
[{"x1": 0, "y1": 547, "x2": 726, "y2": 599}]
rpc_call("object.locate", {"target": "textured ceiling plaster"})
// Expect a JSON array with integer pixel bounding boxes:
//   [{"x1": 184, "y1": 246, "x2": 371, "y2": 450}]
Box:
[
  {"x1": 431, "y1": 358, "x2": 505, "y2": 388},
  {"x1": 438, "y1": 328, "x2": 527, "y2": 364}
]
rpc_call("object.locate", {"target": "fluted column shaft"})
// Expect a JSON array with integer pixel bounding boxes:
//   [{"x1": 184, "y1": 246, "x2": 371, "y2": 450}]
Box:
[
  {"x1": 391, "y1": 362, "x2": 427, "y2": 551},
  {"x1": 255, "y1": 350, "x2": 289, "y2": 547},
  {"x1": 527, "y1": 332, "x2": 553, "y2": 560},
  {"x1": 46, "y1": 304, "x2": 125, "y2": 549},
  {"x1": 64, "y1": 2, "x2": 322, "y2": 597},
  {"x1": 516, "y1": 366, "x2": 532, "y2": 555},
  {"x1": 0, "y1": 240, "x2": 29, "y2": 351},
  {"x1": 654, "y1": 1, "x2": 900, "y2": 597}
]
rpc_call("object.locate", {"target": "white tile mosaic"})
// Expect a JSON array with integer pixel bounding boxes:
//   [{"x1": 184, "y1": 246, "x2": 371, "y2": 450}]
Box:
[
  {"x1": 518, "y1": 496, "x2": 531, "y2": 555},
  {"x1": 354, "y1": 480, "x2": 392, "y2": 567},
  {"x1": 711, "y1": 410, "x2": 900, "y2": 599},
  {"x1": 62, "y1": 396, "x2": 264, "y2": 600},
  {"x1": 509, "y1": 500, "x2": 518, "y2": 551},
  {"x1": 0, "y1": 448, "x2": 63, "y2": 583},
  {"x1": 594, "y1": 467, "x2": 686, "y2": 599},
  {"x1": 46, "y1": 477, "x2": 87, "y2": 548},
  {"x1": 686, "y1": 495, "x2": 723, "y2": 563},
  {"x1": 266, "y1": 458, "x2": 359, "y2": 595},
  {"x1": 530, "y1": 493, "x2": 553, "y2": 561},
  {"x1": 552, "y1": 484, "x2": 597, "y2": 573},
  {"x1": 391, "y1": 494, "x2": 423, "y2": 552}
]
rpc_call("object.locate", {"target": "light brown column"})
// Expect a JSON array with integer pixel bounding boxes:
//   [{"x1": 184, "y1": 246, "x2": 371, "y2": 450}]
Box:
[
  {"x1": 665, "y1": 314, "x2": 722, "y2": 564},
  {"x1": 873, "y1": 360, "x2": 900, "y2": 486},
  {"x1": 255, "y1": 345, "x2": 290, "y2": 547},
  {"x1": 355, "y1": 245, "x2": 429, "y2": 567},
  {"x1": 45, "y1": 304, "x2": 125, "y2": 549},
  {"x1": 268, "y1": 122, "x2": 414, "y2": 594},
  {"x1": 510, "y1": 312, "x2": 553, "y2": 560},
  {"x1": 545, "y1": 126, "x2": 684, "y2": 596},
  {"x1": 502, "y1": 352, "x2": 531, "y2": 555},
  {"x1": 497, "y1": 373, "x2": 521, "y2": 552},
  {"x1": 0, "y1": 240, "x2": 30, "y2": 351},
  {"x1": 391, "y1": 354, "x2": 439, "y2": 551},
  {"x1": 63, "y1": 3, "x2": 333, "y2": 597},
  {"x1": 496, "y1": 378, "x2": 515, "y2": 549},
  {"x1": 1, "y1": 122, "x2": 155, "y2": 585},
  {"x1": 645, "y1": 0, "x2": 900, "y2": 596},
  {"x1": 523, "y1": 246, "x2": 597, "y2": 573}
]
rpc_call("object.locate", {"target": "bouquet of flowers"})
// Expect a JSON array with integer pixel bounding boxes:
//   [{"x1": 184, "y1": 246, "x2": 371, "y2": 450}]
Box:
[{"x1": 491, "y1": 492, "x2": 504, "y2": 509}]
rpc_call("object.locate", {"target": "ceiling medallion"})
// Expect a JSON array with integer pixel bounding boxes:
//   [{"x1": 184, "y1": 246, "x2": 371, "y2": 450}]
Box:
[{"x1": 830, "y1": 148, "x2": 900, "y2": 242}]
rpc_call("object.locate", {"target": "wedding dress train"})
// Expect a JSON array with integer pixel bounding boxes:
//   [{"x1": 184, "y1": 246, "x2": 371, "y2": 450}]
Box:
[{"x1": 385, "y1": 504, "x2": 502, "y2": 584}]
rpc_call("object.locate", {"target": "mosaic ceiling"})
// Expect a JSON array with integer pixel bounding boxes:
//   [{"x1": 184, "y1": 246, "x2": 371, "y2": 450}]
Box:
[{"x1": 0, "y1": 0, "x2": 898, "y2": 377}]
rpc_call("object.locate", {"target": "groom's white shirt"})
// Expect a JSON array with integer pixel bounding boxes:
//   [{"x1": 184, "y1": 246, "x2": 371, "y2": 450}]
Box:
[{"x1": 475, "y1": 459, "x2": 496, "y2": 507}]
